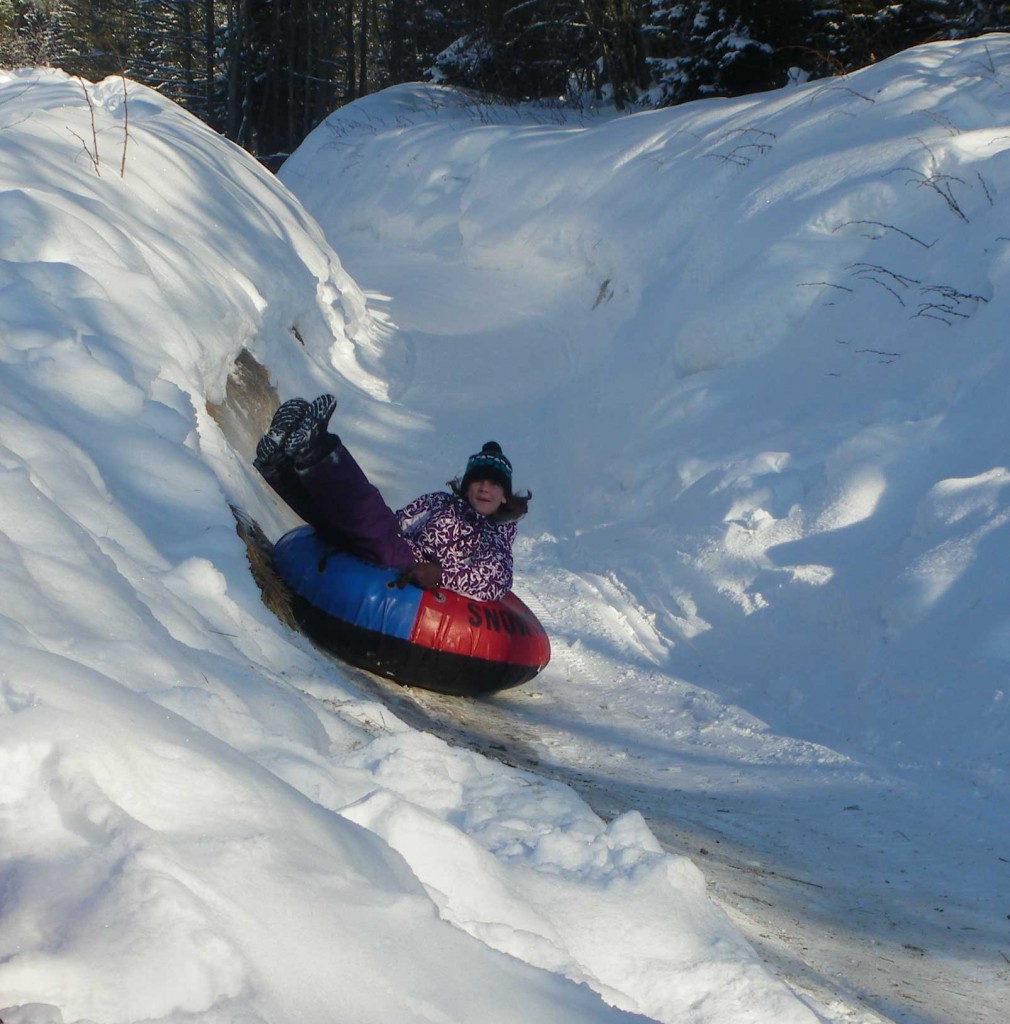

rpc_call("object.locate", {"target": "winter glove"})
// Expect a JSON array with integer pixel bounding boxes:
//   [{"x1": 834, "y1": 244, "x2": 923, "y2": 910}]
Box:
[{"x1": 396, "y1": 561, "x2": 442, "y2": 590}]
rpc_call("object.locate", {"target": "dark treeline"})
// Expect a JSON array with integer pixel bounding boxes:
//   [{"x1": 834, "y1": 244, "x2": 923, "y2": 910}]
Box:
[{"x1": 1, "y1": 2, "x2": 1008, "y2": 160}]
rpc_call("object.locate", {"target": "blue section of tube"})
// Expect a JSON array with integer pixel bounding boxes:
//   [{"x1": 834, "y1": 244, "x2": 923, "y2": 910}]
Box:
[{"x1": 272, "y1": 526, "x2": 421, "y2": 641}]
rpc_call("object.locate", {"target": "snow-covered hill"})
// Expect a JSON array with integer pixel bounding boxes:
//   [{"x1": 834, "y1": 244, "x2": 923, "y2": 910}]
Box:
[
  {"x1": 0, "y1": 67, "x2": 826, "y2": 1024},
  {"x1": 1, "y1": 34, "x2": 1008, "y2": 1024},
  {"x1": 282, "y1": 43, "x2": 1010, "y2": 782},
  {"x1": 278, "y1": 37, "x2": 1010, "y2": 1024}
]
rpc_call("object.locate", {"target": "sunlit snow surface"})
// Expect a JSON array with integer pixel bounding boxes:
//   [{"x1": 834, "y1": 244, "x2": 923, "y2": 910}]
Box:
[{"x1": 1, "y1": 35, "x2": 1008, "y2": 1024}]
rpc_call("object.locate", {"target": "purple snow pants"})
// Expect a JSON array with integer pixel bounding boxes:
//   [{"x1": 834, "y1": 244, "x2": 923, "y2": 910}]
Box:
[{"x1": 258, "y1": 441, "x2": 416, "y2": 571}]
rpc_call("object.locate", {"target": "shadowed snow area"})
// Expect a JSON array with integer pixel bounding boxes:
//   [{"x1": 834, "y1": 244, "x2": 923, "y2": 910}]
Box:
[{"x1": 0, "y1": 36, "x2": 1008, "y2": 1024}]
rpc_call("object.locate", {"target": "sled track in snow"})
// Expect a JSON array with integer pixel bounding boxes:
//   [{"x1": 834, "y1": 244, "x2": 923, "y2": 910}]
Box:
[{"x1": 221, "y1": 352, "x2": 1004, "y2": 1024}]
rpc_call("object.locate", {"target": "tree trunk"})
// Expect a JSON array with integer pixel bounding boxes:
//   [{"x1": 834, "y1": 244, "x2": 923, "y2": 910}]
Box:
[{"x1": 357, "y1": 0, "x2": 370, "y2": 97}]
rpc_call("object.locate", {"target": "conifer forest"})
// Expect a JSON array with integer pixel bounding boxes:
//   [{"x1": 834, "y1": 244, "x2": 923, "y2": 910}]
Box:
[{"x1": 1, "y1": 2, "x2": 1008, "y2": 161}]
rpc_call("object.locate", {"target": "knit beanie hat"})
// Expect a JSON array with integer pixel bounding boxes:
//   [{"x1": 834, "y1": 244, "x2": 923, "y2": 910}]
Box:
[{"x1": 460, "y1": 441, "x2": 512, "y2": 496}]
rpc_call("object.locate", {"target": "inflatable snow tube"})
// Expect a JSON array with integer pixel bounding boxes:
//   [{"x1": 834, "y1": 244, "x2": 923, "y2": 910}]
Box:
[{"x1": 272, "y1": 526, "x2": 551, "y2": 696}]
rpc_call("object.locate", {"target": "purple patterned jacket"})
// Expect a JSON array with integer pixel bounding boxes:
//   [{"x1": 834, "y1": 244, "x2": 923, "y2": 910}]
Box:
[{"x1": 396, "y1": 491, "x2": 517, "y2": 602}]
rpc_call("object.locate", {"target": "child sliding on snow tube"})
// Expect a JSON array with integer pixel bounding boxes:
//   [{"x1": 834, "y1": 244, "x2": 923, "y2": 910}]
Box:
[{"x1": 253, "y1": 395, "x2": 530, "y2": 603}]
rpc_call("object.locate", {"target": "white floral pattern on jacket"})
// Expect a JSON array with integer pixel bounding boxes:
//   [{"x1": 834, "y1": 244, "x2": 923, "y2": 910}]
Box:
[{"x1": 396, "y1": 491, "x2": 516, "y2": 601}]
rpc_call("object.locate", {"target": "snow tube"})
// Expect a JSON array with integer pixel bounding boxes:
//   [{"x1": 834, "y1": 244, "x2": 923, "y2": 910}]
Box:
[{"x1": 272, "y1": 526, "x2": 551, "y2": 696}]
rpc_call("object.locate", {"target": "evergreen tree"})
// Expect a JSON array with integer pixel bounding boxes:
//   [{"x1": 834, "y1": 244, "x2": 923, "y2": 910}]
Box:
[
  {"x1": 955, "y1": 0, "x2": 1010, "y2": 33},
  {"x1": 807, "y1": 1, "x2": 957, "y2": 72},
  {"x1": 0, "y1": 0, "x2": 67, "y2": 66},
  {"x1": 128, "y1": 2, "x2": 219, "y2": 122},
  {"x1": 642, "y1": 1, "x2": 812, "y2": 106},
  {"x1": 432, "y1": 0, "x2": 646, "y2": 107},
  {"x1": 3, "y1": 0, "x2": 1007, "y2": 158},
  {"x1": 383, "y1": 0, "x2": 471, "y2": 83}
]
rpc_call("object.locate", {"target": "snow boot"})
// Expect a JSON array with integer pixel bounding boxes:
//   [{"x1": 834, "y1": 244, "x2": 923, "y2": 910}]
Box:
[
  {"x1": 254, "y1": 397, "x2": 310, "y2": 470},
  {"x1": 286, "y1": 393, "x2": 337, "y2": 462}
]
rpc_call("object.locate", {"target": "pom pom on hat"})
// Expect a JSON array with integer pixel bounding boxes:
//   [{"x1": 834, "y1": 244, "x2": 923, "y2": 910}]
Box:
[{"x1": 461, "y1": 441, "x2": 513, "y2": 496}]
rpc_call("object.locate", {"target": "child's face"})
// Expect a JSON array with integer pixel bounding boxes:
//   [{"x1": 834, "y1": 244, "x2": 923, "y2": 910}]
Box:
[{"x1": 466, "y1": 478, "x2": 506, "y2": 517}]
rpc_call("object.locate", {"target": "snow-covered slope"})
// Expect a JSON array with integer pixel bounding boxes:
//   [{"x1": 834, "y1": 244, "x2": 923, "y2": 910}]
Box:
[
  {"x1": 278, "y1": 36, "x2": 1010, "y2": 1024},
  {"x1": 282, "y1": 43, "x2": 1010, "y2": 780},
  {"x1": 4, "y1": 34, "x2": 1010, "y2": 1024},
  {"x1": 0, "y1": 69, "x2": 829, "y2": 1024}
]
